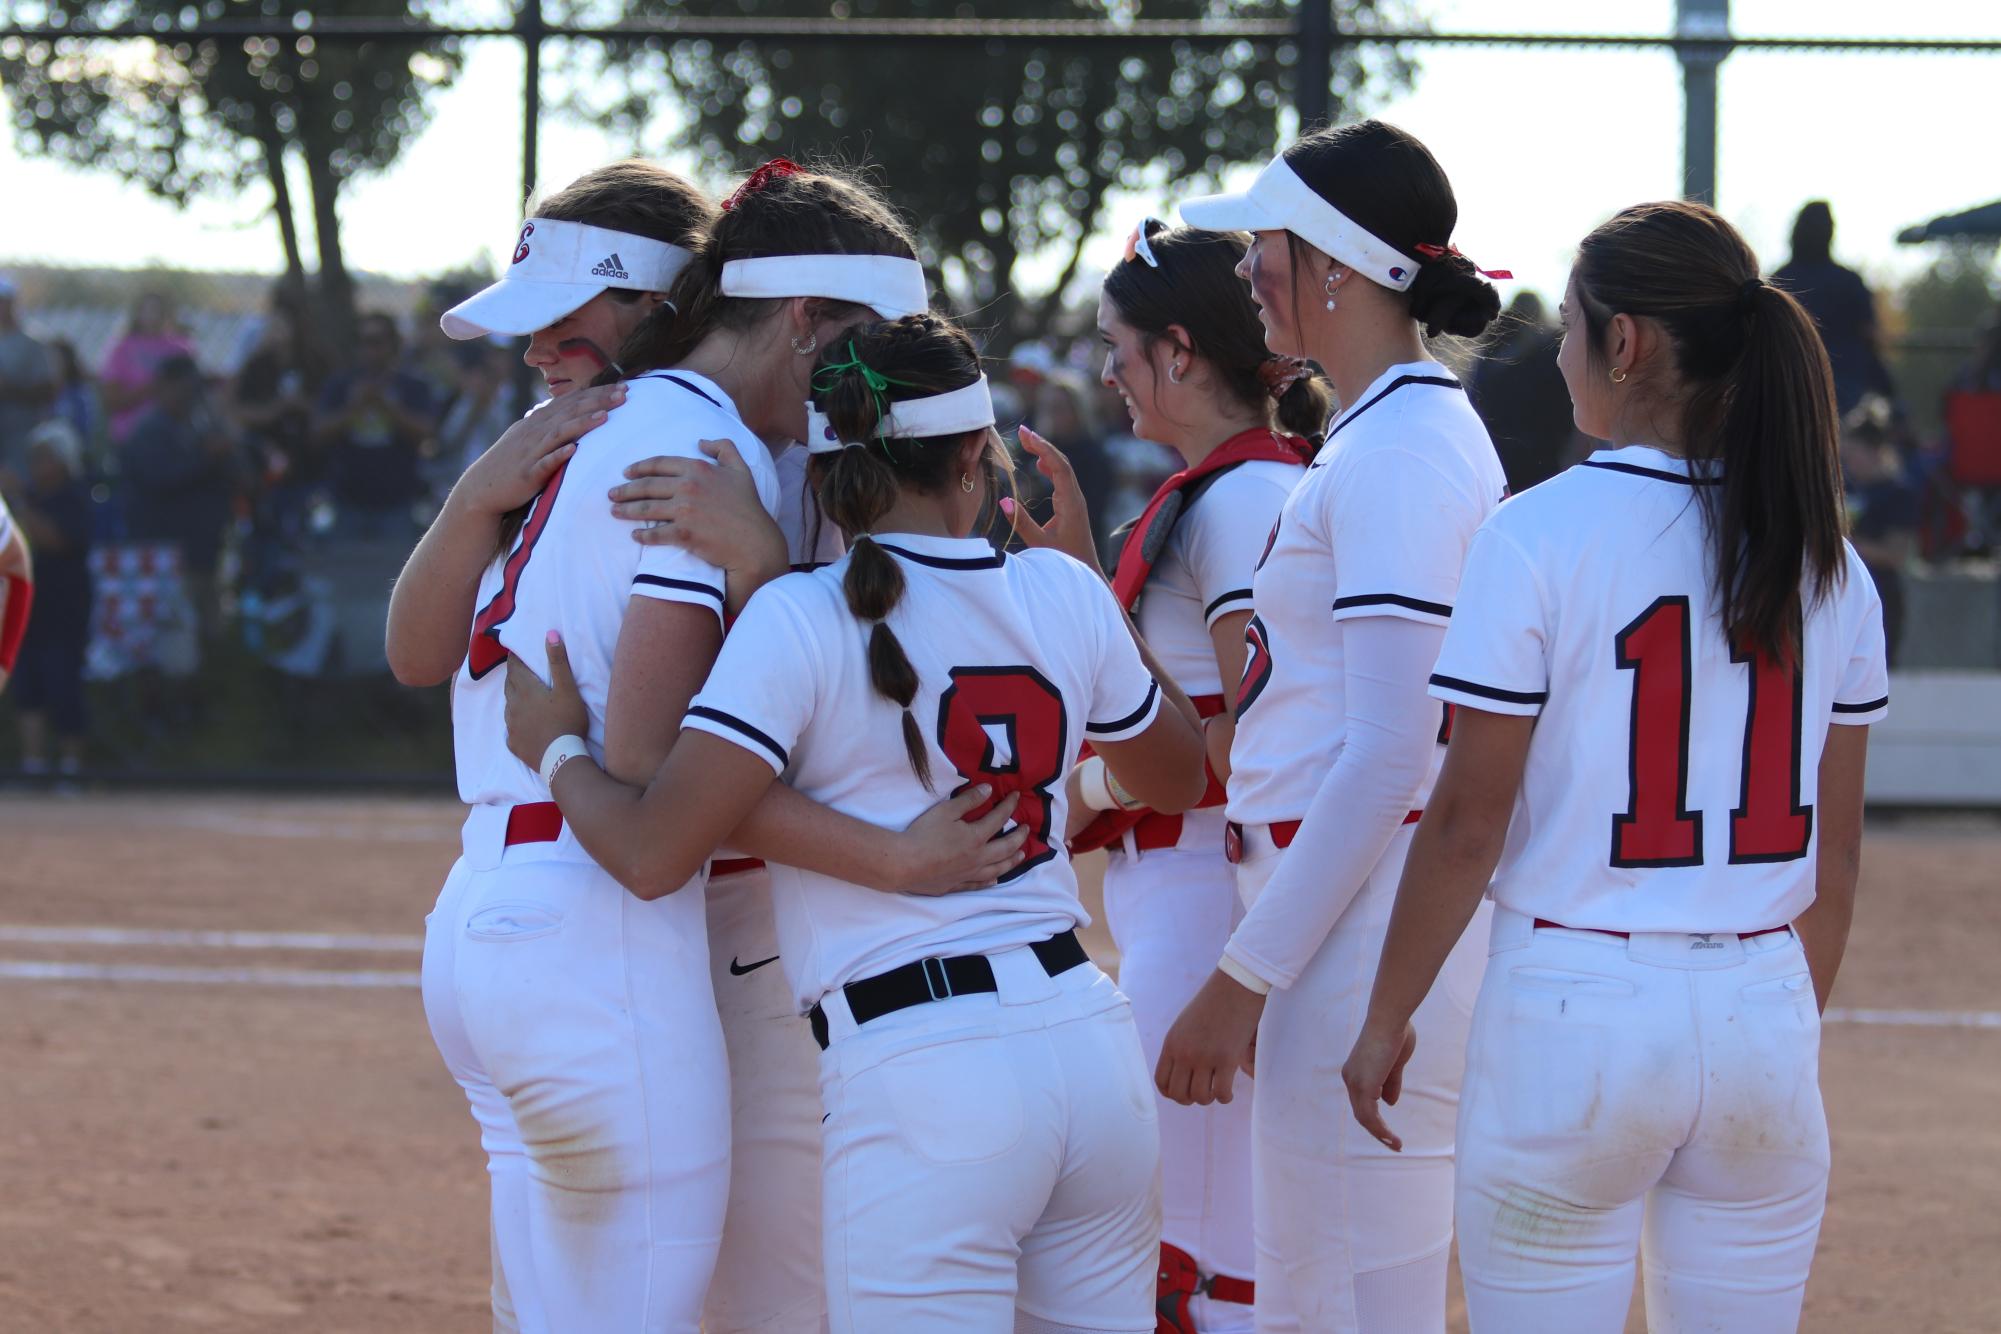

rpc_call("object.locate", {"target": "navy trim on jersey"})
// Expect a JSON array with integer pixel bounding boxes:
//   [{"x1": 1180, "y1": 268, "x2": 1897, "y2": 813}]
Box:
[
  {"x1": 875, "y1": 542, "x2": 1006, "y2": 571},
  {"x1": 1204, "y1": 588, "x2": 1254, "y2": 619},
  {"x1": 1333, "y1": 592, "x2": 1454, "y2": 619},
  {"x1": 633, "y1": 574, "x2": 725, "y2": 604},
  {"x1": 686, "y1": 705, "x2": 789, "y2": 767},
  {"x1": 1429, "y1": 673, "x2": 1548, "y2": 705},
  {"x1": 1581, "y1": 459, "x2": 1722, "y2": 486},
  {"x1": 789, "y1": 561, "x2": 834, "y2": 574},
  {"x1": 1831, "y1": 695, "x2": 1889, "y2": 714},
  {"x1": 1086, "y1": 679, "x2": 1160, "y2": 736},
  {"x1": 1315, "y1": 373, "x2": 1462, "y2": 459},
  {"x1": 637, "y1": 372, "x2": 724, "y2": 410}
]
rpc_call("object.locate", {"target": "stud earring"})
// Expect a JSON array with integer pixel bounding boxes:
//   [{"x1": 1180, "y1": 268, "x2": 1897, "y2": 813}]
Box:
[
  {"x1": 961, "y1": 472, "x2": 975, "y2": 493},
  {"x1": 1609, "y1": 366, "x2": 1627, "y2": 384},
  {"x1": 1324, "y1": 273, "x2": 1341, "y2": 313},
  {"x1": 791, "y1": 333, "x2": 817, "y2": 356}
]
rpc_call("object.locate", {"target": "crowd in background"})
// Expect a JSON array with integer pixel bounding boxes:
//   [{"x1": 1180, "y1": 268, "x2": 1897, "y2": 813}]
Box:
[{"x1": 0, "y1": 199, "x2": 1997, "y2": 773}]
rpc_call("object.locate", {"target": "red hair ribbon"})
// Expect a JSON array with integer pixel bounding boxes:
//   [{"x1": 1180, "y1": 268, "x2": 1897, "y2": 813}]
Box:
[
  {"x1": 1257, "y1": 355, "x2": 1312, "y2": 399},
  {"x1": 722, "y1": 157, "x2": 804, "y2": 211},
  {"x1": 1414, "y1": 242, "x2": 1512, "y2": 281}
]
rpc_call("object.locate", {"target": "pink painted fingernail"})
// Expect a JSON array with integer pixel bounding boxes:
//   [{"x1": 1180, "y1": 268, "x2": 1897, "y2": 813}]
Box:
[
  {"x1": 998, "y1": 498, "x2": 1015, "y2": 515},
  {"x1": 546, "y1": 631, "x2": 561, "y2": 646}
]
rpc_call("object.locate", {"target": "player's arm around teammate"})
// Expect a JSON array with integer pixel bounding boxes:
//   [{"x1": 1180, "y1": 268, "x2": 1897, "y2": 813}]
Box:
[{"x1": 1347, "y1": 200, "x2": 1885, "y2": 1334}]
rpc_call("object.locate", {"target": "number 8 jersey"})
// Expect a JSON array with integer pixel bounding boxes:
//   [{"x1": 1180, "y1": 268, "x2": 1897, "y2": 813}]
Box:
[
  {"x1": 684, "y1": 534, "x2": 1162, "y2": 1013},
  {"x1": 1428, "y1": 445, "x2": 1889, "y2": 933}
]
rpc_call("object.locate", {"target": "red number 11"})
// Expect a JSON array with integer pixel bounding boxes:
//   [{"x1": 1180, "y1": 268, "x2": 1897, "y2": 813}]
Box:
[{"x1": 1612, "y1": 596, "x2": 1812, "y2": 869}]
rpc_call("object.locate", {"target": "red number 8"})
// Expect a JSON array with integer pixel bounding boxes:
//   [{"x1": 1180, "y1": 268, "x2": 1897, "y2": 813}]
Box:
[{"x1": 935, "y1": 666, "x2": 1068, "y2": 881}]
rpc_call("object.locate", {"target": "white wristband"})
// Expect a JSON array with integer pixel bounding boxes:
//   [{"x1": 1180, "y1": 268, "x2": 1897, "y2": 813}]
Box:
[
  {"x1": 540, "y1": 734, "x2": 590, "y2": 790},
  {"x1": 1075, "y1": 755, "x2": 1119, "y2": 812},
  {"x1": 1217, "y1": 953, "x2": 1274, "y2": 996}
]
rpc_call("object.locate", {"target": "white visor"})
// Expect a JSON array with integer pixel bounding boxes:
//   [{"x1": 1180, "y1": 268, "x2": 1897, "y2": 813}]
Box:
[
  {"x1": 804, "y1": 375, "x2": 996, "y2": 455},
  {"x1": 1180, "y1": 155, "x2": 1419, "y2": 292},
  {"x1": 720, "y1": 254, "x2": 929, "y2": 320},
  {"x1": 442, "y1": 218, "x2": 695, "y2": 340}
]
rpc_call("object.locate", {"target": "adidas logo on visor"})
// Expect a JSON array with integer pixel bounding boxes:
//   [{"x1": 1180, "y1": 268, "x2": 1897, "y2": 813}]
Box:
[{"x1": 590, "y1": 252, "x2": 629, "y2": 280}]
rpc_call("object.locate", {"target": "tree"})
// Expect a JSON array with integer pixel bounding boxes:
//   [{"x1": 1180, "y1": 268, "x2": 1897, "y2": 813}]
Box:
[
  {"x1": 557, "y1": 0, "x2": 1416, "y2": 337},
  {"x1": 0, "y1": 0, "x2": 465, "y2": 349}
]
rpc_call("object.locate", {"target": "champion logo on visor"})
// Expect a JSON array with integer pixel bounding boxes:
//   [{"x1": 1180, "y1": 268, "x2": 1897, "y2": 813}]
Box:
[
  {"x1": 590, "y1": 252, "x2": 629, "y2": 280},
  {"x1": 1389, "y1": 265, "x2": 1406, "y2": 281}
]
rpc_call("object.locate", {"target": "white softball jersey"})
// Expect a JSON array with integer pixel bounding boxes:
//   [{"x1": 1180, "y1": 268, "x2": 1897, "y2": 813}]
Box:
[
  {"x1": 0, "y1": 493, "x2": 14, "y2": 546},
  {"x1": 1134, "y1": 459, "x2": 1302, "y2": 698},
  {"x1": 684, "y1": 534, "x2": 1163, "y2": 1013},
  {"x1": 1430, "y1": 444, "x2": 1890, "y2": 933},
  {"x1": 451, "y1": 371, "x2": 782, "y2": 818},
  {"x1": 1225, "y1": 362, "x2": 1508, "y2": 827}
]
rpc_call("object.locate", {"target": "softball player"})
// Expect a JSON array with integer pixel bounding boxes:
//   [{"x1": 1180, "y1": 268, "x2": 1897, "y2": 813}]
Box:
[
  {"x1": 1011, "y1": 220, "x2": 1326, "y2": 1332},
  {"x1": 1346, "y1": 200, "x2": 1887, "y2": 1334},
  {"x1": 0, "y1": 491, "x2": 30, "y2": 693},
  {"x1": 502, "y1": 313, "x2": 1213, "y2": 1332},
  {"x1": 416, "y1": 163, "x2": 1004, "y2": 1334},
  {"x1": 1156, "y1": 120, "x2": 1507, "y2": 1332}
]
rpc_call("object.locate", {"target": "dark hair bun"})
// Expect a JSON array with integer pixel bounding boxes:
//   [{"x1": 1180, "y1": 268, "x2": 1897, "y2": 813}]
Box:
[{"x1": 1405, "y1": 254, "x2": 1501, "y2": 339}]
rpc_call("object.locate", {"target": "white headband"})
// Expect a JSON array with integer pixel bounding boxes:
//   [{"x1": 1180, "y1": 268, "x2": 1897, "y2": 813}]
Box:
[
  {"x1": 1180, "y1": 155, "x2": 1420, "y2": 292},
  {"x1": 804, "y1": 375, "x2": 996, "y2": 456},
  {"x1": 441, "y1": 217, "x2": 695, "y2": 339},
  {"x1": 720, "y1": 254, "x2": 929, "y2": 320}
]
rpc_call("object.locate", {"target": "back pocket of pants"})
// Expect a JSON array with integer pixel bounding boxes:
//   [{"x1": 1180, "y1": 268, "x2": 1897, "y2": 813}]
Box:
[
  {"x1": 465, "y1": 901, "x2": 566, "y2": 943},
  {"x1": 877, "y1": 1039, "x2": 1026, "y2": 1167}
]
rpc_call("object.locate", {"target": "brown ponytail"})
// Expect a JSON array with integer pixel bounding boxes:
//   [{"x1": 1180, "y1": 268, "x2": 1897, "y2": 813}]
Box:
[
  {"x1": 809, "y1": 316, "x2": 1001, "y2": 786},
  {"x1": 1575, "y1": 200, "x2": 1845, "y2": 664}
]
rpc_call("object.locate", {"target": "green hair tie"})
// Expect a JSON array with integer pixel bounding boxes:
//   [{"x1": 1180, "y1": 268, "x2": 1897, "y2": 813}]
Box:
[{"x1": 811, "y1": 340, "x2": 921, "y2": 444}]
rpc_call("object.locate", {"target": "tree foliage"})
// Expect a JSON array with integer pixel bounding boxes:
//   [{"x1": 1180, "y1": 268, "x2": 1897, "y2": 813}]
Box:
[
  {"x1": 556, "y1": 0, "x2": 1416, "y2": 329},
  {"x1": 0, "y1": 0, "x2": 466, "y2": 343}
]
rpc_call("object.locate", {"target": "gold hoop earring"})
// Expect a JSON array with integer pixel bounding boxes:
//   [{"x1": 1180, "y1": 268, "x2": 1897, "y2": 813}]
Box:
[
  {"x1": 791, "y1": 333, "x2": 817, "y2": 356},
  {"x1": 960, "y1": 473, "x2": 975, "y2": 493},
  {"x1": 1609, "y1": 366, "x2": 1627, "y2": 384}
]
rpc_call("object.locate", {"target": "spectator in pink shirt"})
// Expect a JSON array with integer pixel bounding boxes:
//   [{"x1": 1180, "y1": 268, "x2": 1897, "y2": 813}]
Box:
[{"x1": 100, "y1": 292, "x2": 196, "y2": 443}]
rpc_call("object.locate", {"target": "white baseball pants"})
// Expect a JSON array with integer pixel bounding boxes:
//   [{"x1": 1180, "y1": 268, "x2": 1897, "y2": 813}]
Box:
[
  {"x1": 705, "y1": 866, "x2": 828, "y2": 1333},
  {"x1": 1455, "y1": 908, "x2": 1830, "y2": 1333},
  {"x1": 815, "y1": 953, "x2": 1163, "y2": 1333},
  {"x1": 1234, "y1": 824, "x2": 1489, "y2": 1334},
  {"x1": 422, "y1": 844, "x2": 731, "y2": 1334},
  {"x1": 1103, "y1": 838, "x2": 1255, "y2": 1333}
]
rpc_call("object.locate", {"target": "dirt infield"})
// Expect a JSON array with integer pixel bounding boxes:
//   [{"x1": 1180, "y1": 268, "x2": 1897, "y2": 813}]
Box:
[{"x1": 0, "y1": 794, "x2": 1994, "y2": 1333}]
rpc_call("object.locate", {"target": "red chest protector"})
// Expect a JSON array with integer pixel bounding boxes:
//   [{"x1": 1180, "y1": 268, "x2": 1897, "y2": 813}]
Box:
[{"x1": 1070, "y1": 429, "x2": 1311, "y2": 856}]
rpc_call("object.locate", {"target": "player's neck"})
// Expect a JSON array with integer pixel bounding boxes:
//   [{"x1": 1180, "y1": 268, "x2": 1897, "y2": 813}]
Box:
[
  {"x1": 1163, "y1": 398, "x2": 1268, "y2": 470},
  {"x1": 674, "y1": 330, "x2": 794, "y2": 439},
  {"x1": 871, "y1": 489, "x2": 961, "y2": 541},
  {"x1": 1306, "y1": 311, "x2": 1429, "y2": 416}
]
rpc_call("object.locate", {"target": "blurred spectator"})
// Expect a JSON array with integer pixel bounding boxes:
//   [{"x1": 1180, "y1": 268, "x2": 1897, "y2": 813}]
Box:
[
  {"x1": 101, "y1": 292, "x2": 198, "y2": 444},
  {"x1": 2, "y1": 420, "x2": 94, "y2": 775},
  {"x1": 1773, "y1": 202, "x2": 1895, "y2": 416},
  {"x1": 229, "y1": 306, "x2": 317, "y2": 535},
  {"x1": 0, "y1": 274, "x2": 55, "y2": 476},
  {"x1": 120, "y1": 356, "x2": 239, "y2": 641},
  {"x1": 311, "y1": 313, "x2": 437, "y2": 537},
  {"x1": 1091, "y1": 377, "x2": 1178, "y2": 538},
  {"x1": 1467, "y1": 291, "x2": 1582, "y2": 492},
  {"x1": 435, "y1": 339, "x2": 519, "y2": 489},
  {"x1": 1841, "y1": 398, "x2": 1918, "y2": 666},
  {"x1": 1949, "y1": 303, "x2": 2001, "y2": 394},
  {"x1": 45, "y1": 339, "x2": 104, "y2": 475}
]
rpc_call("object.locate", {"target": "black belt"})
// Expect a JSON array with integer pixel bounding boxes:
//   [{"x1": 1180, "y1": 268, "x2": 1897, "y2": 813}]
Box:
[{"x1": 808, "y1": 931, "x2": 1089, "y2": 1050}]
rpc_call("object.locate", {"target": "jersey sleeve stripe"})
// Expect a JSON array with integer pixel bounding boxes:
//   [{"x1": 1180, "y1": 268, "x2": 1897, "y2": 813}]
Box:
[
  {"x1": 1832, "y1": 695, "x2": 1890, "y2": 715},
  {"x1": 633, "y1": 574, "x2": 725, "y2": 604},
  {"x1": 1085, "y1": 679, "x2": 1160, "y2": 736},
  {"x1": 1203, "y1": 588, "x2": 1254, "y2": 620},
  {"x1": 1428, "y1": 673, "x2": 1548, "y2": 705},
  {"x1": 684, "y1": 705, "x2": 789, "y2": 769},
  {"x1": 1333, "y1": 592, "x2": 1454, "y2": 618}
]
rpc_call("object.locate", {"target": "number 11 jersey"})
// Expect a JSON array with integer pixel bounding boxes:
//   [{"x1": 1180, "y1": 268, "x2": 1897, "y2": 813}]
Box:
[
  {"x1": 1428, "y1": 445, "x2": 1889, "y2": 933},
  {"x1": 684, "y1": 533, "x2": 1161, "y2": 1013}
]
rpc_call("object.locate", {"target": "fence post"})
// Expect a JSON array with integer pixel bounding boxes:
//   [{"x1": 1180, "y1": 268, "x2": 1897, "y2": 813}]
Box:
[
  {"x1": 515, "y1": 0, "x2": 545, "y2": 416},
  {"x1": 1297, "y1": 0, "x2": 1332, "y2": 129}
]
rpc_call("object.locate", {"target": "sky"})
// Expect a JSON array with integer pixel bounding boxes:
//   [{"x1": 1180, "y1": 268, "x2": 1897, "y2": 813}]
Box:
[{"x1": 0, "y1": 0, "x2": 1995, "y2": 310}]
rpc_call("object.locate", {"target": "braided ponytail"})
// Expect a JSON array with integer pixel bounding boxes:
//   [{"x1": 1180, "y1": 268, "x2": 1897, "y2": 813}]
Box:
[{"x1": 810, "y1": 316, "x2": 994, "y2": 787}]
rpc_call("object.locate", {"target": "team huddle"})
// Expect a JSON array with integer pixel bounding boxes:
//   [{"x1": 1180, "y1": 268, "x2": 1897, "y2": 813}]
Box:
[{"x1": 388, "y1": 118, "x2": 1888, "y2": 1334}]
